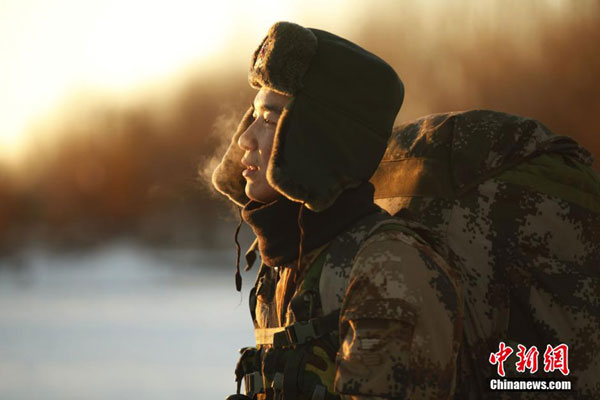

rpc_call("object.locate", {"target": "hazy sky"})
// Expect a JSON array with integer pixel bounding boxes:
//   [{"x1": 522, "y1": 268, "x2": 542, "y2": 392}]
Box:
[
  {"x1": 0, "y1": 0, "x2": 355, "y2": 164},
  {"x1": 1, "y1": 1, "x2": 222, "y2": 161}
]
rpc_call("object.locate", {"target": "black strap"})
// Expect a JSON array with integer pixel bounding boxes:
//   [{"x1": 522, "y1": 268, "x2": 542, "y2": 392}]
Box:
[
  {"x1": 282, "y1": 349, "x2": 305, "y2": 400},
  {"x1": 225, "y1": 395, "x2": 252, "y2": 400},
  {"x1": 271, "y1": 309, "x2": 340, "y2": 348}
]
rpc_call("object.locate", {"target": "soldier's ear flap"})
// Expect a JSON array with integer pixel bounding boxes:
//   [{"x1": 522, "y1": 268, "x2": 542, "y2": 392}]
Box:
[{"x1": 212, "y1": 106, "x2": 254, "y2": 207}]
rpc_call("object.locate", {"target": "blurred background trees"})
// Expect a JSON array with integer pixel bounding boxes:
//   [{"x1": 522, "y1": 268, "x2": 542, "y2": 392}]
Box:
[{"x1": 1, "y1": 0, "x2": 598, "y2": 256}]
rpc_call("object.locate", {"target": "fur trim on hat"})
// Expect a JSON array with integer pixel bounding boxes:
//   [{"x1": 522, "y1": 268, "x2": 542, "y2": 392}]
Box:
[
  {"x1": 249, "y1": 21, "x2": 318, "y2": 96},
  {"x1": 211, "y1": 107, "x2": 253, "y2": 207}
]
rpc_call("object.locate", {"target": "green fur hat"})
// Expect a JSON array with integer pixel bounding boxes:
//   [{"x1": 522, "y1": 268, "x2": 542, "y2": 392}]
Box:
[{"x1": 212, "y1": 21, "x2": 404, "y2": 212}]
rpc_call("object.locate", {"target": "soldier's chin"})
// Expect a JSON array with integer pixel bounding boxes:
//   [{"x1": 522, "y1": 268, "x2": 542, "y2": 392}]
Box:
[
  {"x1": 245, "y1": 183, "x2": 266, "y2": 203},
  {"x1": 245, "y1": 182, "x2": 281, "y2": 204}
]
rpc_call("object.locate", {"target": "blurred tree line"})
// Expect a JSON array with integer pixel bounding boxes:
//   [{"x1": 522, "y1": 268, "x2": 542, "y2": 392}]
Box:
[
  {"x1": 0, "y1": 2, "x2": 598, "y2": 257},
  {"x1": 0, "y1": 73, "x2": 252, "y2": 255}
]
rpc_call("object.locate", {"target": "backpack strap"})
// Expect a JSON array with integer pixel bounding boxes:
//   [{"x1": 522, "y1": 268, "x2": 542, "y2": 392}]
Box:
[
  {"x1": 365, "y1": 217, "x2": 430, "y2": 246},
  {"x1": 318, "y1": 211, "x2": 431, "y2": 316}
]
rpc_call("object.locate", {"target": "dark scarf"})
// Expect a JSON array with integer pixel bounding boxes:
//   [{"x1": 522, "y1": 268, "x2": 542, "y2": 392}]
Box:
[{"x1": 241, "y1": 182, "x2": 380, "y2": 267}]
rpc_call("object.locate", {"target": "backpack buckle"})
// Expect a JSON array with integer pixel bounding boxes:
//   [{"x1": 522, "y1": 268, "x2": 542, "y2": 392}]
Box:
[
  {"x1": 286, "y1": 320, "x2": 318, "y2": 344},
  {"x1": 244, "y1": 371, "x2": 264, "y2": 396}
]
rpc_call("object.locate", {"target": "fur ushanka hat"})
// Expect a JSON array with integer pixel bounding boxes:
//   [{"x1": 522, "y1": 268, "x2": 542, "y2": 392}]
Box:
[{"x1": 212, "y1": 21, "x2": 404, "y2": 212}]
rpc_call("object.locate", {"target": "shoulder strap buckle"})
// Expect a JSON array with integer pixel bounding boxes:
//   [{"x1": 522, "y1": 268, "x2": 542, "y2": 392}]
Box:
[
  {"x1": 271, "y1": 310, "x2": 340, "y2": 348},
  {"x1": 286, "y1": 320, "x2": 318, "y2": 344}
]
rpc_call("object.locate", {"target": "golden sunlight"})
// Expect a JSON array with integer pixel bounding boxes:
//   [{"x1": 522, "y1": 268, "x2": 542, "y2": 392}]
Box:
[{"x1": 0, "y1": 0, "x2": 235, "y2": 164}]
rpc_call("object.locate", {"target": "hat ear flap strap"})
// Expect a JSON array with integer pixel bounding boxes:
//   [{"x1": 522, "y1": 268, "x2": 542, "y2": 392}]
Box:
[
  {"x1": 297, "y1": 201, "x2": 306, "y2": 271},
  {"x1": 234, "y1": 206, "x2": 244, "y2": 292}
]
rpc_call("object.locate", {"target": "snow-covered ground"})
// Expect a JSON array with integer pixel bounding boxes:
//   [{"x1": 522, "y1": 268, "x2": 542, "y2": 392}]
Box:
[{"x1": 0, "y1": 241, "x2": 255, "y2": 399}]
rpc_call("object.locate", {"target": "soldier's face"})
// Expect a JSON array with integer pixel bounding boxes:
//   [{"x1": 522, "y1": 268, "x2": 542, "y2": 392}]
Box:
[{"x1": 238, "y1": 87, "x2": 290, "y2": 203}]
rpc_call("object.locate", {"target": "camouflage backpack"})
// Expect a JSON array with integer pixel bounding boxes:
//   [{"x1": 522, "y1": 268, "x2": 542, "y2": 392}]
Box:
[{"x1": 370, "y1": 109, "x2": 600, "y2": 399}]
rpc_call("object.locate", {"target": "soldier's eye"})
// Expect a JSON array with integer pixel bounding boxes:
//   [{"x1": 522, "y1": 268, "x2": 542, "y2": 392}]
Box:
[
  {"x1": 263, "y1": 113, "x2": 278, "y2": 125},
  {"x1": 263, "y1": 111, "x2": 279, "y2": 125}
]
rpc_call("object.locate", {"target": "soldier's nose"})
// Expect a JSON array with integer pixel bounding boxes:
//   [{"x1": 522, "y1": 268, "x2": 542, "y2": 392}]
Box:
[{"x1": 238, "y1": 124, "x2": 258, "y2": 151}]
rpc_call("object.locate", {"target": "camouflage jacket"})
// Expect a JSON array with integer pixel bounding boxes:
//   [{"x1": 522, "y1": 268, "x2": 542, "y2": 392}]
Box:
[{"x1": 246, "y1": 210, "x2": 462, "y2": 399}]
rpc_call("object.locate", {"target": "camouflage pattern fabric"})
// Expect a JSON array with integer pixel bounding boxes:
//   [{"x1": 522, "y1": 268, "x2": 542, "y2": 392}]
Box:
[
  {"x1": 334, "y1": 225, "x2": 462, "y2": 399},
  {"x1": 245, "y1": 211, "x2": 462, "y2": 399},
  {"x1": 372, "y1": 110, "x2": 600, "y2": 399}
]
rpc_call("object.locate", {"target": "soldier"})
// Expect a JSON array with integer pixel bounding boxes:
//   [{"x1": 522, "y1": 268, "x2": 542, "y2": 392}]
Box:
[{"x1": 212, "y1": 22, "x2": 462, "y2": 399}]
